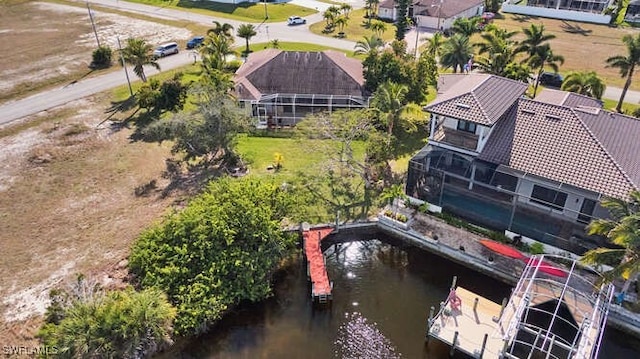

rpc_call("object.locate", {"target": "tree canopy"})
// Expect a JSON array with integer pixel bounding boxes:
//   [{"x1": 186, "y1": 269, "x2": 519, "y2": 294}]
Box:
[{"x1": 129, "y1": 178, "x2": 303, "y2": 335}]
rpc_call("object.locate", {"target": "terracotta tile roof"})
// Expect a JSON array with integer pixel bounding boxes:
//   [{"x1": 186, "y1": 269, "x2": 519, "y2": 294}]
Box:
[
  {"x1": 414, "y1": 0, "x2": 484, "y2": 17},
  {"x1": 379, "y1": 0, "x2": 395, "y2": 9},
  {"x1": 233, "y1": 50, "x2": 365, "y2": 101},
  {"x1": 425, "y1": 74, "x2": 528, "y2": 126},
  {"x1": 479, "y1": 98, "x2": 637, "y2": 199},
  {"x1": 535, "y1": 88, "x2": 603, "y2": 108}
]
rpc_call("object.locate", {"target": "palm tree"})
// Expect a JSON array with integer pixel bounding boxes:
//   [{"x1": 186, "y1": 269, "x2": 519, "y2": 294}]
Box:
[
  {"x1": 370, "y1": 20, "x2": 387, "y2": 37},
  {"x1": 380, "y1": 183, "x2": 407, "y2": 218},
  {"x1": 237, "y1": 24, "x2": 257, "y2": 55},
  {"x1": 335, "y1": 16, "x2": 348, "y2": 35},
  {"x1": 529, "y1": 44, "x2": 564, "y2": 95},
  {"x1": 208, "y1": 21, "x2": 234, "y2": 39},
  {"x1": 561, "y1": 71, "x2": 606, "y2": 99},
  {"x1": 340, "y1": 3, "x2": 352, "y2": 18},
  {"x1": 371, "y1": 81, "x2": 410, "y2": 135},
  {"x1": 270, "y1": 39, "x2": 280, "y2": 49},
  {"x1": 323, "y1": 9, "x2": 336, "y2": 29},
  {"x1": 474, "y1": 28, "x2": 521, "y2": 77},
  {"x1": 516, "y1": 24, "x2": 556, "y2": 58},
  {"x1": 201, "y1": 33, "x2": 236, "y2": 73},
  {"x1": 354, "y1": 35, "x2": 384, "y2": 56},
  {"x1": 439, "y1": 34, "x2": 473, "y2": 73},
  {"x1": 606, "y1": 34, "x2": 640, "y2": 113},
  {"x1": 121, "y1": 38, "x2": 159, "y2": 82},
  {"x1": 581, "y1": 191, "x2": 640, "y2": 297},
  {"x1": 425, "y1": 32, "x2": 444, "y2": 57},
  {"x1": 451, "y1": 17, "x2": 482, "y2": 37}
]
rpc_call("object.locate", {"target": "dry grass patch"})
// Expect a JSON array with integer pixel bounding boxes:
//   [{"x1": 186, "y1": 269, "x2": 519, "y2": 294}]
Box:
[
  {"x1": 492, "y1": 13, "x2": 640, "y2": 90},
  {"x1": 0, "y1": 93, "x2": 182, "y2": 347},
  {"x1": 0, "y1": 0, "x2": 196, "y2": 104}
]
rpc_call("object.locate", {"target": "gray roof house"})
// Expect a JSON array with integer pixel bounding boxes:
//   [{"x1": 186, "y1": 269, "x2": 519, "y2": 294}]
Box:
[
  {"x1": 501, "y1": 0, "x2": 614, "y2": 24},
  {"x1": 234, "y1": 49, "x2": 369, "y2": 128},
  {"x1": 378, "y1": 0, "x2": 484, "y2": 30},
  {"x1": 406, "y1": 73, "x2": 640, "y2": 253}
]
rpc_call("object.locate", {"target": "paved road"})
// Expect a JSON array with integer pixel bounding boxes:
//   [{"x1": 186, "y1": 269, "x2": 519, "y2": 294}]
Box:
[{"x1": 0, "y1": 0, "x2": 638, "y2": 126}]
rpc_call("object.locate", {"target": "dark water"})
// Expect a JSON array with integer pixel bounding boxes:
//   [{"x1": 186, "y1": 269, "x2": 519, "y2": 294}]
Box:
[{"x1": 170, "y1": 236, "x2": 640, "y2": 359}]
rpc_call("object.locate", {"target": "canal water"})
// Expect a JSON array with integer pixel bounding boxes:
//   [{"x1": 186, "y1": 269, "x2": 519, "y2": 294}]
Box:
[{"x1": 171, "y1": 236, "x2": 639, "y2": 358}]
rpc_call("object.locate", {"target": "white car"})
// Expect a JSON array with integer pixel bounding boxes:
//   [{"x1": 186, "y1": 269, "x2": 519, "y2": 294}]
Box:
[
  {"x1": 287, "y1": 16, "x2": 306, "y2": 25},
  {"x1": 153, "y1": 42, "x2": 179, "y2": 58}
]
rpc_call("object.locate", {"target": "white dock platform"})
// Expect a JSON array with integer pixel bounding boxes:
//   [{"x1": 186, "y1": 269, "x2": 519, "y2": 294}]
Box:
[{"x1": 428, "y1": 287, "x2": 506, "y2": 358}]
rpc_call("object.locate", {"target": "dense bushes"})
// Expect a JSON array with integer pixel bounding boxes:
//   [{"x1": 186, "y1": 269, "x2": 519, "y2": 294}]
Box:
[
  {"x1": 38, "y1": 285, "x2": 175, "y2": 358},
  {"x1": 90, "y1": 45, "x2": 112, "y2": 69},
  {"x1": 128, "y1": 178, "x2": 302, "y2": 335}
]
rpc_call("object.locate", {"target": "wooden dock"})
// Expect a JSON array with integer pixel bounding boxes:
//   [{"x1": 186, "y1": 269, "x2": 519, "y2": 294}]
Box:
[
  {"x1": 302, "y1": 226, "x2": 335, "y2": 305},
  {"x1": 427, "y1": 286, "x2": 507, "y2": 358}
]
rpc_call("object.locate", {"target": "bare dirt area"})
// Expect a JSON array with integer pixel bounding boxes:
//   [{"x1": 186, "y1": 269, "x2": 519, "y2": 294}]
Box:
[
  {"x1": 0, "y1": 0, "x2": 192, "y2": 104},
  {"x1": 0, "y1": 93, "x2": 181, "y2": 348},
  {"x1": 493, "y1": 13, "x2": 640, "y2": 90}
]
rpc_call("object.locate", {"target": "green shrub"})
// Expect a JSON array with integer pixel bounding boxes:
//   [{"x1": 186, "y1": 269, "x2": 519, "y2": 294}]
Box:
[
  {"x1": 529, "y1": 242, "x2": 545, "y2": 255},
  {"x1": 395, "y1": 214, "x2": 408, "y2": 223},
  {"x1": 91, "y1": 45, "x2": 112, "y2": 69}
]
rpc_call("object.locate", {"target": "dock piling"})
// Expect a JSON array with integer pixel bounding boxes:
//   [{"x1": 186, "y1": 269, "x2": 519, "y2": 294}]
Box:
[
  {"x1": 427, "y1": 305, "x2": 435, "y2": 338},
  {"x1": 479, "y1": 333, "x2": 488, "y2": 358},
  {"x1": 450, "y1": 331, "x2": 459, "y2": 356},
  {"x1": 473, "y1": 297, "x2": 479, "y2": 313},
  {"x1": 493, "y1": 297, "x2": 507, "y2": 322}
]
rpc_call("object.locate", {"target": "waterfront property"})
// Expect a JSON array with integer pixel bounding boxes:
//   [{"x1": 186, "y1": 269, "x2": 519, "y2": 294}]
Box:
[
  {"x1": 427, "y1": 256, "x2": 614, "y2": 358},
  {"x1": 406, "y1": 74, "x2": 640, "y2": 254},
  {"x1": 501, "y1": 0, "x2": 614, "y2": 24},
  {"x1": 234, "y1": 50, "x2": 369, "y2": 128},
  {"x1": 301, "y1": 225, "x2": 335, "y2": 305}
]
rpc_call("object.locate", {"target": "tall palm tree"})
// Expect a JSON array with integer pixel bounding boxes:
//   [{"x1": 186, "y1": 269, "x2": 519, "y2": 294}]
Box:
[
  {"x1": 354, "y1": 35, "x2": 384, "y2": 56},
  {"x1": 237, "y1": 24, "x2": 257, "y2": 54},
  {"x1": 606, "y1": 34, "x2": 640, "y2": 113},
  {"x1": 474, "y1": 28, "x2": 521, "y2": 77},
  {"x1": 340, "y1": 3, "x2": 352, "y2": 18},
  {"x1": 425, "y1": 32, "x2": 444, "y2": 57},
  {"x1": 451, "y1": 17, "x2": 482, "y2": 37},
  {"x1": 561, "y1": 71, "x2": 606, "y2": 99},
  {"x1": 323, "y1": 9, "x2": 336, "y2": 28},
  {"x1": 121, "y1": 38, "x2": 159, "y2": 82},
  {"x1": 380, "y1": 183, "x2": 407, "y2": 218},
  {"x1": 516, "y1": 24, "x2": 556, "y2": 58},
  {"x1": 529, "y1": 44, "x2": 564, "y2": 95},
  {"x1": 439, "y1": 34, "x2": 473, "y2": 73},
  {"x1": 335, "y1": 16, "x2": 348, "y2": 34},
  {"x1": 201, "y1": 33, "x2": 236, "y2": 73},
  {"x1": 208, "y1": 21, "x2": 234, "y2": 39},
  {"x1": 582, "y1": 191, "x2": 640, "y2": 296}
]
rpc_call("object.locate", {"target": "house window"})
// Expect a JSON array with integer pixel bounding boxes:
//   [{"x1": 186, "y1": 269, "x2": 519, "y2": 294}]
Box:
[
  {"x1": 457, "y1": 120, "x2": 477, "y2": 133},
  {"x1": 577, "y1": 199, "x2": 597, "y2": 224},
  {"x1": 530, "y1": 185, "x2": 567, "y2": 211}
]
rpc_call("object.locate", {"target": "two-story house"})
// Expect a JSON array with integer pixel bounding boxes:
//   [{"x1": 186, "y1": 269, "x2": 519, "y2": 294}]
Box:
[{"x1": 406, "y1": 74, "x2": 640, "y2": 253}]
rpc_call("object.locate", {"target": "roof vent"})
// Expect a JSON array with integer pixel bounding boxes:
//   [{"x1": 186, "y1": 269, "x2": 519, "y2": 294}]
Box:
[
  {"x1": 455, "y1": 102, "x2": 470, "y2": 109},
  {"x1": 317, "y1": 52, "x2": 322, "y2": 61},
  {"x1": 522, "y1": 109, "x2": 536, "y2": 115},
  {"x1": 546, "y1": 114, "x2": 562, "y2": 121},
  {"x1": 575, "y1": 106, "x2": 600, "y2": 115}
]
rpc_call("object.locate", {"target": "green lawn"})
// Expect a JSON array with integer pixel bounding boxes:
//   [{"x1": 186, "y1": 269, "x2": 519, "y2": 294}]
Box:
[
  {"x1": 309, "y1": 9, "x2": 395, "y2": 43},
  {"x1": 236, "y1": 135, "x2": 365, "y2": 177},
  {"x1": 123, "y1": 0, "x2": 316, "y2": 22},
  {"x1": 602, "y1": 98, "x2": 640, "y2": 115}
]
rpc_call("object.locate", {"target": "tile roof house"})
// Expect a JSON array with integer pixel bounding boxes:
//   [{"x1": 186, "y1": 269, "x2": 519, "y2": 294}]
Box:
[
  {"x1": 406, "y1": 73, "x2": 640, "y2": 253},
  {"x1": 234, "y1": 49, "x2": 369, "y2": 128},
  {"x1": 378, "y1": 0, "x2": 484, "y2": 30},
  {"x1": 501, "y1": 0, "x2": 613, "y2": 25}
]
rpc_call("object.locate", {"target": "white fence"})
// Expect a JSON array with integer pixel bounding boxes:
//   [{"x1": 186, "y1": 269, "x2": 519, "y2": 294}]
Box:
[{"x1": 501, "y1": 4, "x2": 612, "y2": 24}]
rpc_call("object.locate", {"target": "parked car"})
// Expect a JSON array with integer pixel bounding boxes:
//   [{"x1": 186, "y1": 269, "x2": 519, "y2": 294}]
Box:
[
  {"x1": 287, "y1": 16, "x2": 306, "y2": 25},
  {"x1": 538, "y1": 72, "x2": 564, "y2": 88},
  {"x1": 153, "y1": 42, "x2": 179, "y2": 58},
  {"x1": 186, "y1": 36, "x2": 204, "y2": 49}
]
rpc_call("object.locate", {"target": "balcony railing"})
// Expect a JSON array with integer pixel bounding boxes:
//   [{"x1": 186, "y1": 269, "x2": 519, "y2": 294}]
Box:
[{"x1": 432, "y1": 126, "x2": 479, "y2": 152}]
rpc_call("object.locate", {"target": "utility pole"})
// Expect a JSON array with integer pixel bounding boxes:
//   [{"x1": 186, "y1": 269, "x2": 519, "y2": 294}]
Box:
[
  {"x1": 414, "y1": 17, "x2": 420, "y2": 58},
  {"x1": 431, "y1": 0, "x2": 443, "y2": 33},
  {"x1": 263, "y1": 0, "x2": 268, "y2": 19},
  {"x1": 86, "y1": 1, "x2": 100, "y2": 47},
  {"x1": 117, "y1": 37, "x2": 134, "y2": 97}
]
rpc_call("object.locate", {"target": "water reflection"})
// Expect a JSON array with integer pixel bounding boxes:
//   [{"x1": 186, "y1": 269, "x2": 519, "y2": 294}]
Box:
[
  {"x1": 167, "y1": 237, "x2": 639, "y2": 359},
  {"x1": 335, "y1": 312, "x2": 401, "y2": 359}
]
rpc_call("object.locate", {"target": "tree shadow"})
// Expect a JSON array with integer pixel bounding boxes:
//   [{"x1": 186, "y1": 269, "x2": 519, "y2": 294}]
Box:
[
  {"x1": 96, "y1": 96, "x2": 138, "y2": 131},
  {"x1": 63, "y1": 69, "x2": 95, "y2": 88},
  {"x1": 160, "y1": 158, "x2": 226, "y2": 199},
  {"x1": 511, "y1": 14, "x2": 537, "y2": 22},
  {"x1": 560, "y1": 21, "x2": 592, "y2": 36}
]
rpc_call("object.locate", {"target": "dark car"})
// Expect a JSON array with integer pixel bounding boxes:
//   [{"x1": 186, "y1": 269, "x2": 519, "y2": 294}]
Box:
[
  {"x1": 538, "y1": 72, "x2": 563, "y2": 88},
  {"x1": 186, "y1": 36, "x2": 205, "y2": 49}
]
